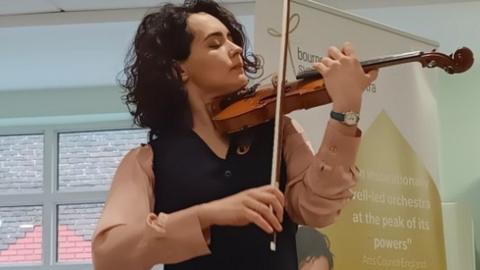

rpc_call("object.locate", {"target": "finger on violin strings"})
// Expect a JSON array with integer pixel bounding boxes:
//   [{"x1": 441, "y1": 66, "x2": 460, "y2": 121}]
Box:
[
  {"x1": 313, "y1": 62, "x2": 328, "y2": 75},
  {"x1": 342, "y1": 41, "x2": 357, "y2": 57},
  {"x1": 328, "y1": 46, "x2": 344, "y2": 60},
  {"x1": 366, "y1": 69, "x2": 379, "y2": 83},
  {"x1": 321, "y1": 57, "x2": 336, "y2": 67}
]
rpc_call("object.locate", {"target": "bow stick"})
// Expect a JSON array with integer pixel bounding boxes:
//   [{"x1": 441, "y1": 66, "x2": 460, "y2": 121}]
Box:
[{"x1": 269, "y1": 0, "x2": 291, "y2": 252}]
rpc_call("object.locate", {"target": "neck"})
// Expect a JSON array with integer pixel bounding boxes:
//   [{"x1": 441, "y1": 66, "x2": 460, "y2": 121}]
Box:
[{"x1": 187, "y1": 84, "x2": 225, "y2": 139}]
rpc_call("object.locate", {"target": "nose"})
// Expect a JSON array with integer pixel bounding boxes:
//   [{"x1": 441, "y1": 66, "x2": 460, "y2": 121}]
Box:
[{"x1": 228, "y1": 41, "x2": 243, "y2": 57}]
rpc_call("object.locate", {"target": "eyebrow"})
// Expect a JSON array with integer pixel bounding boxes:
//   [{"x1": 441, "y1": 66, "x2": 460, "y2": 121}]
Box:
[{"x1": 203, "y1": 31, "x2": 232, "y2": 41}]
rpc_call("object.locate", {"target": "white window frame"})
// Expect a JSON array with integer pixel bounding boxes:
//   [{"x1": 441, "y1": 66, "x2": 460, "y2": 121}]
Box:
[{"x1": 0, "y1": 118, "x2": 147, "y2": 270}]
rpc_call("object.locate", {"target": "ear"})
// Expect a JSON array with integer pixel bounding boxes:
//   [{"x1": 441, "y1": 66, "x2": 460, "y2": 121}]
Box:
[{"x1": 176, "y1": 62, "x2": 189, "y2": 82}]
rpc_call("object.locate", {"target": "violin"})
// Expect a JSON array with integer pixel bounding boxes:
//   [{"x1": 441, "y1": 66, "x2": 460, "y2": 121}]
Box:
[{"x1": 207, "y1": 47, "x2": 474, "y2": 134}]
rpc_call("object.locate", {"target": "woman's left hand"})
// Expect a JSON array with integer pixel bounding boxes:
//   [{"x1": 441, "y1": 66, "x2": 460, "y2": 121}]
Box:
[{"x1": 313, "y1": 42, "x2": 379, "y2": 113}]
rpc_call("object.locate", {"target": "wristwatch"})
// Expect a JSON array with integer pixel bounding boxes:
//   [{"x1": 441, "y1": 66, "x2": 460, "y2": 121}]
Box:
[{"x1": 330, "y1": 110, "x2": 360, "y2": 126}]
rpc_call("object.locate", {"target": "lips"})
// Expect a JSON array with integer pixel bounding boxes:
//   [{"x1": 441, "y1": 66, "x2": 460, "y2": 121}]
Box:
[{"x1": 231, "y1": 63, "x2": 244, "y2": 70}]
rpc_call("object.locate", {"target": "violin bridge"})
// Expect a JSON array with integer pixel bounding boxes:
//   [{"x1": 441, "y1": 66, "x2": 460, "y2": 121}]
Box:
[
  {"x1": 271, "y1": 73, "x2": 278, "y2": 90},
  {"x1": 270, "y1": 73, "x2": 288, "y2": 91}
]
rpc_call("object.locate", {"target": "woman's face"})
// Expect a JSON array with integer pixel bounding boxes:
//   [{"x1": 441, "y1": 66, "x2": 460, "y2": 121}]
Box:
[{"x1": 179, "y1": 12, "x2": 248, "y2": 100}]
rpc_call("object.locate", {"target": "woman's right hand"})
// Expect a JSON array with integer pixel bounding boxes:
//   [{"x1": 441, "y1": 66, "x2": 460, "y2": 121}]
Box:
[{"x1": 196, "y1": 185, "x2": 285, "y2": 234}]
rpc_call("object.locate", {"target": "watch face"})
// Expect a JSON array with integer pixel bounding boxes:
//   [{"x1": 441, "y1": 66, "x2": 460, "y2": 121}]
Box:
[{"x1": 344, "y1": 112, "x2": 359, "y2": 125}]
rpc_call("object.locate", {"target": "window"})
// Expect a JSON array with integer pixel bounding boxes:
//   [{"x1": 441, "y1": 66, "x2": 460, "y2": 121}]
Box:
[
  {"x1": 0, "y1": 206, "x2": 42, "y2": 265},
  {"x1": 0, "y1": 135, "x2": 43, "y2": 195},
  {"x1": 58, "y1": 129, "x2": 148, "y2": 191},
  {"x1": 57, "y1": 203, "x2": 103, "y2": 263},
  {"x1": 0, "y1": 123, "x2": 148, "y2": 269}
]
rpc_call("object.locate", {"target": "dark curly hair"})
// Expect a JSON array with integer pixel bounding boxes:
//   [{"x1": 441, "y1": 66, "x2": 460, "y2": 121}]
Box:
[
  {"x1": 296, "y1": 226, "x2": 335, "y2": 269},
  {"x1": 120, "y1": 0, "x2": 261, "y2": 142}
]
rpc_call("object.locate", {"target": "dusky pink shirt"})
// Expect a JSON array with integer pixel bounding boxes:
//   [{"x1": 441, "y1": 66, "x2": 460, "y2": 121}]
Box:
[{"x1": 92, "y1": 117, "x2": 361, "y2": 270}]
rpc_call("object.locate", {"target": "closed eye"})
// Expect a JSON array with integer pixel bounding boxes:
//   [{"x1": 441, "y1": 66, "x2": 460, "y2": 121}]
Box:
[
  {"x1": 208, "y1": 40, "x2": 222, "y2": 48},
  {"x1": 204, "y1": 31, "x2": 233, "y2": 49}
]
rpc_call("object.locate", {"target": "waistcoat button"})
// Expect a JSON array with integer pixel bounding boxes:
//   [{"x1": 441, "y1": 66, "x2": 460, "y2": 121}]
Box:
[{"x1": 224, "y1": 170, "x2": 232, "y2": 178}]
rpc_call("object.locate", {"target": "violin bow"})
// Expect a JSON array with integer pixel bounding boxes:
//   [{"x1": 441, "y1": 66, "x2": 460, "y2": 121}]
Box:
[{"x1": 270, "y1": 0, "x2": 291, "y2": 252}]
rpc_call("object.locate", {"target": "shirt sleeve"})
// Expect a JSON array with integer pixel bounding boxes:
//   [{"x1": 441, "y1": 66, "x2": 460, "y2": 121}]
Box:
[
  {"x1": 283, "y1": 116, "x2": 361, "y2": 228},
  {"x1": 92, "y1": 144, "x2": 211, "y2": 270}
]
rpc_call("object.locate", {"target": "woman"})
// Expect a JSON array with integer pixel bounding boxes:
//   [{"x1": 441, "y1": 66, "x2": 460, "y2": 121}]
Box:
[{"x1": 92, "y1": 1, "x2": 378, "y2": 269}]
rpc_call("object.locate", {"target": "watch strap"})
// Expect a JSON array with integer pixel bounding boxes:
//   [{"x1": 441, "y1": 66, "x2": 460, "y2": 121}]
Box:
[{"x1": 330, "y1": 110, "x2": 360, "y2": 126}]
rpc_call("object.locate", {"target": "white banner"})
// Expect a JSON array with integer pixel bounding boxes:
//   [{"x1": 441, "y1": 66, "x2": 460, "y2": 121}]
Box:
[
  {"x1": 254, "y1": 0, "x2": 440, "y2": 183},
  {"x1": 254, "y1": 1, "x2": 446, "y2": 269}
]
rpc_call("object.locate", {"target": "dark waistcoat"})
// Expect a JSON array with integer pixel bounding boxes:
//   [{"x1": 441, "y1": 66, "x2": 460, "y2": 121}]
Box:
[{"x1": 150, "y1": 121, "x2": 298, "y2": 270}]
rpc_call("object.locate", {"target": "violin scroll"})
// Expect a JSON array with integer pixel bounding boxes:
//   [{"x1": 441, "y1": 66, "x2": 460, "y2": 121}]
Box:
[{"x1": 420, "y1": 47, "x2": 474, "y2": 74}]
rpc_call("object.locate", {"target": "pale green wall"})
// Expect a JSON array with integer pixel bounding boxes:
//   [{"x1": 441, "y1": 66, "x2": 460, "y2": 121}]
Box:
[
  {"x1": 438, "y1": 67, "x2": 480, "y2": 201},
  {"x1": 0, "y1": 86, "x2": 127, "y2": 118},
  {"x1": 438, "y1": 66, "x2": 480, "y2": 268},
  {"x1": 0, "y1": 86, "x2": 131, "y2": 128}
]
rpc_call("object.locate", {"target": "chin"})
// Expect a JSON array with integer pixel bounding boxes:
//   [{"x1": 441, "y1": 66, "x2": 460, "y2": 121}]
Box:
[
  {"x1": 220, "y1": 81, "x2": 246, "y2": 96},
  {"x1": 238, "y1": 73, "x2": 249, "y2": 85},
  {"x1": 230, "y1": 74, "x2": 248, "y2": 87},
  {"x1": 236, "y1": 77, "x2": 249, "y2": 89},
  {"x1": 211, "y1": 75, "x2": 248, "y2": 97}
]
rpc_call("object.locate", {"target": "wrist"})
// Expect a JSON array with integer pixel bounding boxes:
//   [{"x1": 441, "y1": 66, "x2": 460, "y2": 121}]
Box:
[
  {"x1": 196, "y1": 203, "x2": 213, "y2": 229},
  {"x1": 330, "y1": 119, "x2": 359, "y2": 136},
  {"x1": 332, "y1": 97, "x2": 362, "y2": 113}
]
